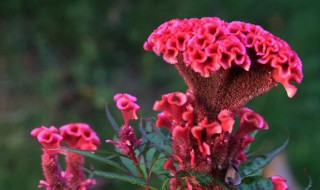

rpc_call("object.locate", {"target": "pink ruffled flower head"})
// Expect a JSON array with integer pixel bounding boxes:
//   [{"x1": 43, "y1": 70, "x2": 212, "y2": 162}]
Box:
[
  {"x1": 60, "y1": 123, "x2": 101, "y2": 150},
  {"x1": 31, "y1": 126, "x2": 62, "y2": 151},
  {"x1": 271, "y1": 175, "x2": 288, "y2": 190},
  {"x1": 145, "y1": 17, "x2": 303, "y2": 121},
  {"x1": 114, "y1": 93, "x2": 140, "y2": 126}
]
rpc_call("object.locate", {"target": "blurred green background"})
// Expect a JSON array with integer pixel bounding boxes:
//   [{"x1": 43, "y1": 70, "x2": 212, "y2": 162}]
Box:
[{"x1": 1, "y1": 0, "x2": 319, "y2": 189}]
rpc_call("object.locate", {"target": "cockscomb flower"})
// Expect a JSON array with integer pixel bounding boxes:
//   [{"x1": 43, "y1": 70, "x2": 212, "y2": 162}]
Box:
[
  {"x1": 59, "y1": 123, "x2": 101, "y2": 190},
  {"x1": 145, "y1": 18, "x2": 303, "y2": 188},
  {"x1": 32, "y1": 123, "x2": 100, "y2": 190},
  {"x1": 114, "y1": 93, "x2": 140, "y2": 126},
  {"x1": 144, "y1": 17, "x2": 303, "y2": 121},
  {"x1": 271, "y1": 175, "x2": 288, "y2": 190},
  {"x1": 107, "y1": 93, "x2": 142, "y2": 162},
  {"x1": 31, "y1": 126, "x2": 67, "y2": 190}
]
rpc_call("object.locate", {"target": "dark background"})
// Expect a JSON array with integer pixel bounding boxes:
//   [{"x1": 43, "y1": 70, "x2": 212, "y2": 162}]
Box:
[{"x1": 1, "y1": 0, "x2": 319, "y2": 189}]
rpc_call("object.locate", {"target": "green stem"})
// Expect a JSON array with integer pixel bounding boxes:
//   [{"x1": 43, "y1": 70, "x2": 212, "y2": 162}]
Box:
[{"x1": 129, "y1": 147, "x2": 149, "y2": 190}]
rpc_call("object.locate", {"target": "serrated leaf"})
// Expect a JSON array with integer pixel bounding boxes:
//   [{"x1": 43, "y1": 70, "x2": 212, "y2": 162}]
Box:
[
  {"x1": 241, "y1": 138, "x2": 289, "y2": 178},
  {"x1": 62, "y1": 148, "x2": 127, "y2": 172},
  {"x1": 105, "y1": 103, "x2": 119, "y2": 133},
  {"x1": 93, "y1": 170, "x2": 157, "y2": 190},
  {"x1": 239, "y1": 176, "x2": 273, "y2": 190}
]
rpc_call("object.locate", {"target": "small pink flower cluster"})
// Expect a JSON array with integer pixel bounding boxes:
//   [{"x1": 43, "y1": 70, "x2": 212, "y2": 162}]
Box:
[
  {"x1": 153, "y1": 91, "x2": 268, "y2": 188},
  {"x1": 106, "y1": 93, "x2": 142, "y2": 163},
  {"x1": 31, "y1": 123, "x2": 100, "y2": 190},
  {"x1": 144, "y1": 17, "x2": 302, "y2": 97}
]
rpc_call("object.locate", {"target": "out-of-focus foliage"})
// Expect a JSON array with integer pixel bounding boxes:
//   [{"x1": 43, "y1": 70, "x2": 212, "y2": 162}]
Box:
[{"x1": 0, "y1": 0, "x2": 319, "y2": 189}]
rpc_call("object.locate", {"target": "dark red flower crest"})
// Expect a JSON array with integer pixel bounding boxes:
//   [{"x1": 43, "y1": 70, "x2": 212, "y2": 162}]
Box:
[
  {"x1": 144, "y1": 17, "x2": 302, "y2": 98},
  {"x1": 60, "y1": 123, "x2": 101, "y2": 150},
  {"x1": 31, "y1": 126, "x2": 62, "y2": 150}
]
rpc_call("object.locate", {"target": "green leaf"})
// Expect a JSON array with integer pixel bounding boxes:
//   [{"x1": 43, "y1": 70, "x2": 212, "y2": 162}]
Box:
[
  {"x1": 105, "y1": 103, "x2": 119, "y2": 133},
  {"x1": 93, "y1": 170, "x2": 157, "y2": 190},
  {"x1": 172, "y1": 170, "x2": 229, "y2": 190},
  {"x1": 174, "y1": 170, "x2": 190, "y2": 178},
  {"x1": 239, "y1": 176, "x2": 273, "y2": 190},
  {"x1": 139, "y1": 122, "x2": 171, "y2": 156},
  {"x1": 119, "y1": 155, "x2": 139, "y2": 176},
  {"x1": 241, "y1": 137, "x2": 289, "y2": 178},
  {"x1": 146, "y1": 147, "x2": 157, "y2": 163},
  {"x1": 145, "y1": 147, "x2": 158, "y2": 173},
  {"x1": 61, "y1": 148, "x2": 127, "y2": 172},
  {"x1": 160, "y1": 178, "x2": 169, "y2": 190},
  {"x1": 151, "y1": 153, "x2": 169, "y2": 181},
  {"x1": 148, "y1": 118, "x2": 167, "y2": 140},
  {"x1": 195, "y1": 173, "x2": 213, "y2": 187},
  {"x1": 151, "y1": 153, "x2": 166, "y2": 173},
  {"x1": 138, "y1": 151, "x2": 148, "y2": 179}
]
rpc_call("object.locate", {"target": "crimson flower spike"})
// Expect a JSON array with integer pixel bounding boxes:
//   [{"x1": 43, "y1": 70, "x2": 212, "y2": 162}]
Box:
[{"x1": 144, "y1": 17, "x2": 303, "y2": 121}]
